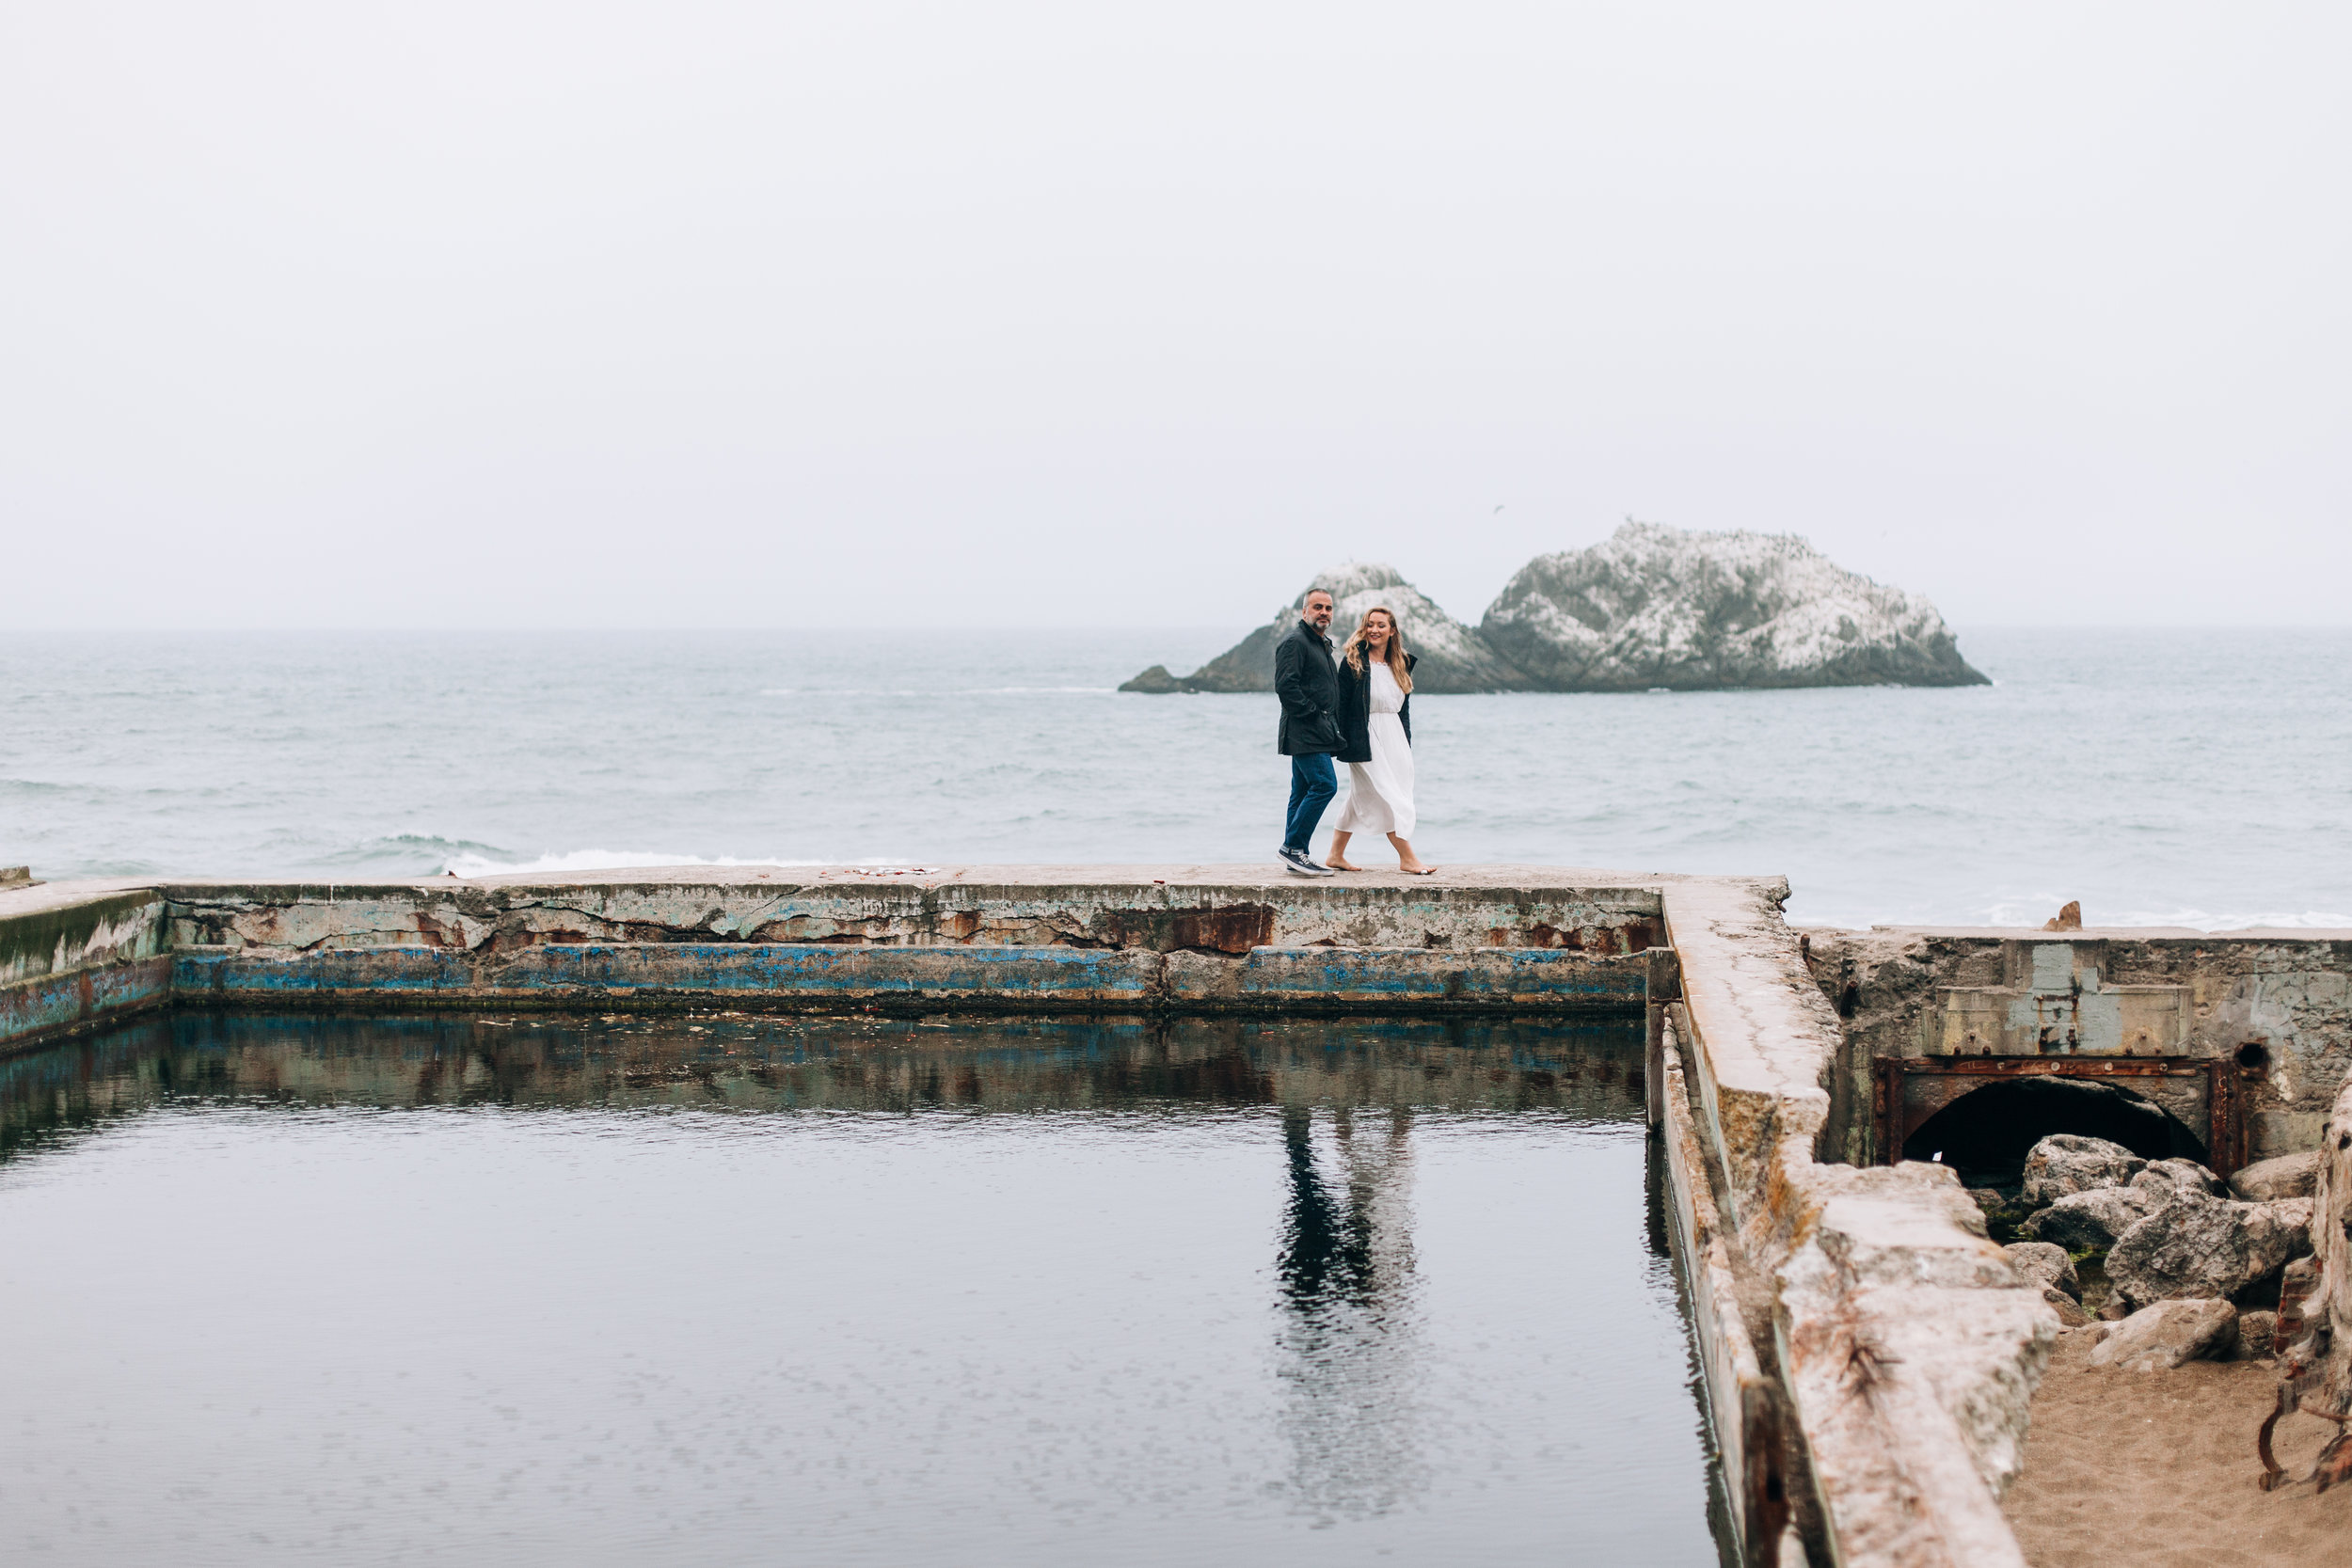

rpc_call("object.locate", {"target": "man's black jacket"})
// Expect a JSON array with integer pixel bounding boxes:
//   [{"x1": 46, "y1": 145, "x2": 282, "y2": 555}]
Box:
[
  {"x1": 1273, "y1": 619, "x2": 1343, "y2": 756},
  {"x1": 1332, "y1": 649, "x2": 1415, "y2": 763}
]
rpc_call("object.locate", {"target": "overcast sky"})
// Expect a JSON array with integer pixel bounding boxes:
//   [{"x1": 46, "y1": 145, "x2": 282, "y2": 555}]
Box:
[{"x1": 6, "y1": 3, "x2": 2344, "y2": 631}]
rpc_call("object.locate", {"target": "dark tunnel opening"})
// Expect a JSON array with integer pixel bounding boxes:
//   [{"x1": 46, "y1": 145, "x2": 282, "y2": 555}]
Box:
[{"x1": 1901, "y1": 1076, "x2": 2208, "y2": 1190}]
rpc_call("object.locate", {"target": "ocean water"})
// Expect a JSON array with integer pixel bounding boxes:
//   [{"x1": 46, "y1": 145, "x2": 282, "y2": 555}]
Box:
[
  {"x1": 0, "y1": 1011, "x2": 1723, "y2": 1567},
  {"x1": 4, "y1": 626, "x2": 2348, "y2": 929}
]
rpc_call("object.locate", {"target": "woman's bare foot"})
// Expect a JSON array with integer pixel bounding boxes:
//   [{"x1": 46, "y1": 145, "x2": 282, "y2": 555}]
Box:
[
  {"x1": 1324, "y1": 832, "x2": 1359, "y2": 871},
  {"x1": 1389, "y1": 832, "x2": 1436, "y2": 875},
  {"x1": 1327, "y1": 857, "x2": 1362, "y2": 871}
]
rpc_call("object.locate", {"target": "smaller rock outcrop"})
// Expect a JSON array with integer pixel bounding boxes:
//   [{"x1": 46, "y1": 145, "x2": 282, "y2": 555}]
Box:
[
  {"x1": 1119, "y1": 664, "x2": 1186, "y2": 694},
  {"x1": 2229, "y1": 1150, "x2": 2321, "y2": 1203},
  {"x1": 2106, "y1": 1190, "x2": 2302, "y2": 1310},
  {"x1": 2021, "y1": 1134, "x2": 2145, "y2": 1208},
  {"x1": 1120, "y1": 562, "x2": 1531, "y2": 695},
  {"x1": 1478, "y1": 521, "x2": 1989, "y2": 691},
  {"x1": 2089, "y1": 1298, "x2": 2238, "y2": 1371}
]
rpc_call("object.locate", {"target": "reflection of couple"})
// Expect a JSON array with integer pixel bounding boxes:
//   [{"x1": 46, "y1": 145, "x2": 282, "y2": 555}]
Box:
[{"x1": 1274, "y1": 589, "x2": 1435, "y2": 877}]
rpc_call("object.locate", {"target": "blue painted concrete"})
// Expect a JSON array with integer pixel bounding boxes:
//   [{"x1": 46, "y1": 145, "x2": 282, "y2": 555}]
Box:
[
  {"x1": 1230, "y1": 947, "x2": 1648, "y2": 1002},
  {"x1": 168, "y1": 942, "x2": 1646, "y2": 1012}
]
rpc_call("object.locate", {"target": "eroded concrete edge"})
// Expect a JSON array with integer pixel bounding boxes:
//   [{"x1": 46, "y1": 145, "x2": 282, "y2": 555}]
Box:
[
  {"x1": 0, "y1": 883, "x2": 170, "y2": 1051},
  {"x1": 1662, "y1": 879, "x2": 2052, "y2": 1568}
]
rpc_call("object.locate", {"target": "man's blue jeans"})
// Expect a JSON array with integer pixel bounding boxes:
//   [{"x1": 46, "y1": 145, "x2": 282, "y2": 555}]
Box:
[{"x1": 1283, "y1": 752, "x2": 1338, "y2": 858}]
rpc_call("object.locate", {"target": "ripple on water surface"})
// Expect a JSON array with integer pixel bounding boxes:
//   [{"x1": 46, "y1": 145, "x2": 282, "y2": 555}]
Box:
[{"x1": 0, "y1": 1012, "x2": 1727, "y2": 1567}]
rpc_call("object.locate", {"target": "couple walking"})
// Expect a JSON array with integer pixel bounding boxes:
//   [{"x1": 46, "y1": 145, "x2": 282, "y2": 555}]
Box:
[{"x1": 1273, "y1": 588, "x2": 1435, "y2": 878}]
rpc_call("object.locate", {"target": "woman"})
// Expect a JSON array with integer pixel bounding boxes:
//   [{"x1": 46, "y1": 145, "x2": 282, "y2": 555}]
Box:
[{"x1": 1326, "y1": 607, "x2": 1436, "y2": 875}]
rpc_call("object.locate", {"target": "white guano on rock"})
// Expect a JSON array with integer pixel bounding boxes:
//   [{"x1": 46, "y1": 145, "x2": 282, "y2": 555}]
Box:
[{"x1": 1478, "y1": 521, "x2": 1989, "y2": 691}]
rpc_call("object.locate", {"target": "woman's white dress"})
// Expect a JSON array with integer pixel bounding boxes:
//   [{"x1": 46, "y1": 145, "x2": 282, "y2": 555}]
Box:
[{"x1": 1335, "y1": 661, "x2": 1416, "y2": 837}]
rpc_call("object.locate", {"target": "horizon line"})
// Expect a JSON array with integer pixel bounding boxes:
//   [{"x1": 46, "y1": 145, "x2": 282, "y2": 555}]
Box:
[{"x1": 7, "y1": 621, "x2": 2352, "y2": 636}]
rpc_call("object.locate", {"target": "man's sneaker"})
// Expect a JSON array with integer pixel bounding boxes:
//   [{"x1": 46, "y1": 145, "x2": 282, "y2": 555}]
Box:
[{"x1": 1279, "y1": 847, "x2": 1335, "y2": 878}]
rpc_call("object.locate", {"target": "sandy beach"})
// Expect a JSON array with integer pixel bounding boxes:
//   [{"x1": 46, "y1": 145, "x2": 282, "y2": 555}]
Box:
[{"x1": 2006, "y1": 1325, "x2": 2351, "y2": 1566}]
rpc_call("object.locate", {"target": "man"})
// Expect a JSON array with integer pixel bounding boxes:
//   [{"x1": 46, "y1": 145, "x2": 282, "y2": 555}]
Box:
[{"x1": 1273, "y1": 589, "x2": 1343, "y2": 876}]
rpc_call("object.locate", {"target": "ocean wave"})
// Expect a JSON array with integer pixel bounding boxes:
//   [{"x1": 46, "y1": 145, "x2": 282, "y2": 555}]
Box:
[
  {"x1": 437, "y1": 848, "x2": 916, "y2": 878},
  {"x1": 1979, "y1": 898, "x2": 2352, "y2": 931},
  {"x1": 758, "y1": 688, "x2": 1118, "y2": 697},
  {"x1": 2107, "y1": 908, "x2": 2352, "y2": 931},
  {"x1": 319, "y1": 833, "x2": 518, "y2": 871}
]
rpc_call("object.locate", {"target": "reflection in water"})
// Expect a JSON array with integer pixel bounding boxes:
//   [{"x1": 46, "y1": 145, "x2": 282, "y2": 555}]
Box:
[
  {"x1": 1277, "y1": 1102, "x2": 1422, "y2": 1520},
  {"x1": 0, "y1": 1009, "x2": 1725, "y2": 1567},
  {"x1": 0, "y1": 1010, "x2": 1648, "y2": 1161}
]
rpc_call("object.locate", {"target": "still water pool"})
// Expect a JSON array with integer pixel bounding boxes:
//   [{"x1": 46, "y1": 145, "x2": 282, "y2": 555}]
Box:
[{"x1": 0, "y1": 1013, "x2": 1725, "y2": 1566}]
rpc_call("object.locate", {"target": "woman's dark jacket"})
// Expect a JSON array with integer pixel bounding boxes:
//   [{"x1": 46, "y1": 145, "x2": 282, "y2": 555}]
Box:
[
  {"x1": 1333, "y1": 649, "x2": 1415, "y2": 764},
  {"x1": 1273, "y1": 620, "x2": 1343, "y2": 756}
]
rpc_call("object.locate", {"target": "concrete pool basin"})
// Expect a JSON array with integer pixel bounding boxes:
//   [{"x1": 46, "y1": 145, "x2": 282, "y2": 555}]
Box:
[{"x1": 11, "y1": 863, "x2": 2209, "y2": 1566}]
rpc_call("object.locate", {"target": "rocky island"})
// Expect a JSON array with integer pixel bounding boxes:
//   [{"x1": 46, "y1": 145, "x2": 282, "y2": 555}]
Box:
[{"x1": 1121, "y1": 520, "x2": 1988, "y2": 693}]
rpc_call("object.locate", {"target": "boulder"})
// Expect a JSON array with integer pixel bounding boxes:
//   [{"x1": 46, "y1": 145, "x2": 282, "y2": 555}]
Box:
[
  {"x1": 2106, "y1": 1191, "x2": 2303, "y2": 1310},
  {"x1": 2041, "y1": 1286, "x2": 2090, "y2": 1327},
  {"x1": 2088, "y1": 1297, "x2": 2237, "y2": 1371},
  {"x1": 2265, "y1": 1196, "x2": 2313, "y2": 1256},
  {"x1": 1120, "y1": 562, "x2": 1533, "y2": 695},
  {"x1": 2003, "y1": 1241, "x2": 2082, "y2": 1301},
  {"x1": 2233, "y1": 1309, "x2": 2280, "y2": 1360},
  {"x1": 2020, "y1": 1133, "x2": 2146, "y2": 1208},
  {"x1": 2229, "y1": 1150, "x2": 2321, "y2": 1203},
  {"x1": 2019, "y1": 1182, "x2": 2171, "y2": 1251},
  {"x1": 2137, "y1": 1158, "x2": 2226, "y2": 1197},
  {"x1": 1477, "y1": 521, "x2": 1989, "y2": 691},
  {"x1": 1964, "y1": 1187, "x2": 2011, "y2": 1219}
]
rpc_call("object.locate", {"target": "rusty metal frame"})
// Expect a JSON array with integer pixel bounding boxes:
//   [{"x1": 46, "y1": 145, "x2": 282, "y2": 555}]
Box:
[{"x1": 1870, "y1": 1055, "x2": 2252, "y2": 1174}]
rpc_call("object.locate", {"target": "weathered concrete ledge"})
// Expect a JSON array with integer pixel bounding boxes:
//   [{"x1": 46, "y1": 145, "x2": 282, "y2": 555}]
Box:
[
  {"x1": 157, "y1": 864, "x2": 1666, "y2": 956},
  {"x1": 1661, "y1": 880, "x2": 2049, "y2": 1568},
  {"x1": 0, "y1": 883, "x2": 168, "y2": 1050}
]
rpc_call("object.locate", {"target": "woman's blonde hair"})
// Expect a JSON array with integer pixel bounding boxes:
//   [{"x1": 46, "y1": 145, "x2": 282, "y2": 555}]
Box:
[{"x1": 1342, "y1": 607, "x2": 1413, "y2": 693}]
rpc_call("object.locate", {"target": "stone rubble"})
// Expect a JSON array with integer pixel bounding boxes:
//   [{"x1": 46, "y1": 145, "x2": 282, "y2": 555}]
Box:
[
  {"x1": 2001, "y1": 1242, "x2": 2081, "y2": 1301},
  {"x1": 1996, "y1": 1132, "x2": 2326, "y2": 1354},
  {"x1": 2106, "y1": 1190, "x2": 2302, "y2": 1310},
  {"x1": 2020, "y1": 1182, "x2": 2170, "y2": 1251},
  {"x1": 2228, "y1": 1150, "x2": 2321, "y2": 1203},
  {"x1": 2136, "y1": 1158, "x2": 2227, "y2": 1198},
  {"x1": 2087, "y1": 1297, "x2": 2239, "y2": 1371},
  {"x1": 2019, "y1": 1133, "x2": 2146, "y2": 1208}
]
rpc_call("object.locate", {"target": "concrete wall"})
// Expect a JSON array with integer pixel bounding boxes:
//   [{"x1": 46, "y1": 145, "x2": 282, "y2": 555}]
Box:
[
  {"x1": 1804, "y1": 927, "x2": 2352, "y2": 1164},
  {"x1": 161, "y1": 870, "x2": 1664, "y2": 956},
  {"x1": 0, "y1": 882, "x2": 169, "y2": 1052},
  {"x1": 1659, "y1": 881, "x2": 2050, "y2": 1568}
]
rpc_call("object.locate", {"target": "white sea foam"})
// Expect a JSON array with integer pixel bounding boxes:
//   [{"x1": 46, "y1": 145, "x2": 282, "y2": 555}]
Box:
[
  {"x1": 759, "y1": 687, "x2": 1117, "y2": 697},
  {"x1": 2109, "y1": 909, "x2": 2352, "y2": 931},
  {"x1": 437, "y1": 849, "x2": 909, "y2": 878},
  {"x1": 1964, "y1": 899, "x2": 2352, "y2": 931},
  {"x1": 16, "y1": 626, "x2": 2352, "y2": 928}
]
